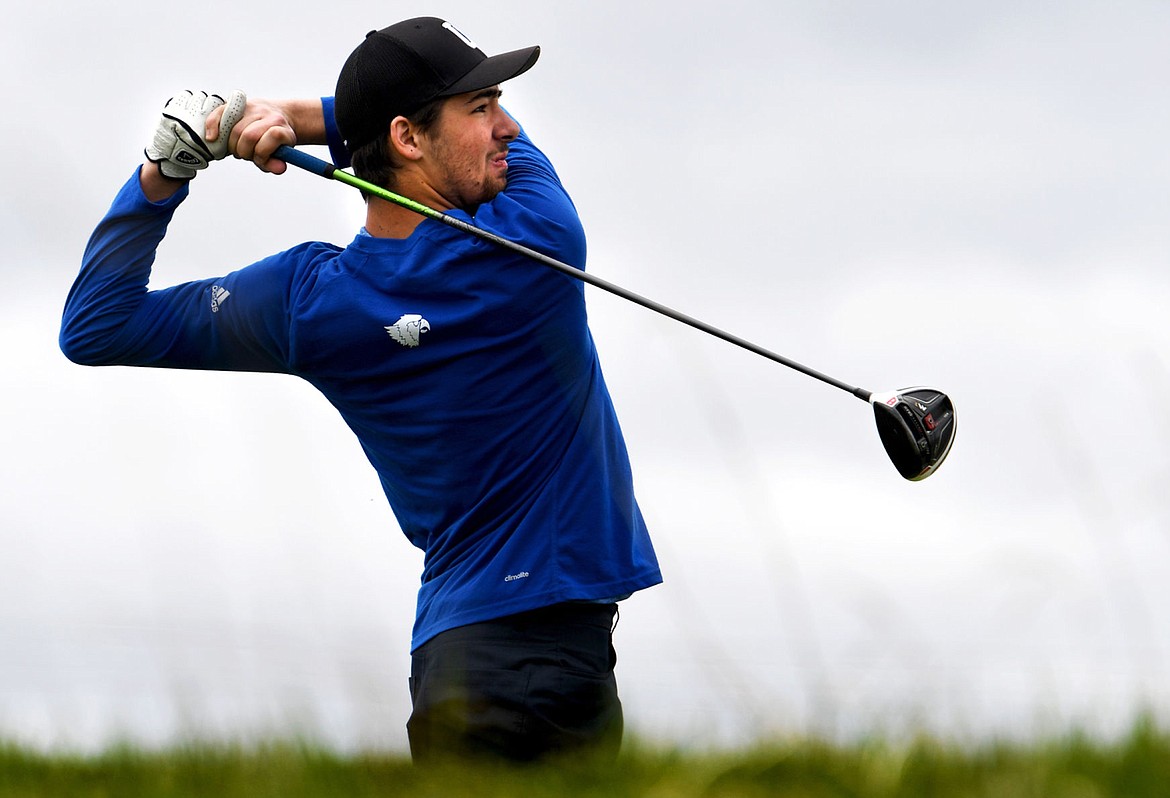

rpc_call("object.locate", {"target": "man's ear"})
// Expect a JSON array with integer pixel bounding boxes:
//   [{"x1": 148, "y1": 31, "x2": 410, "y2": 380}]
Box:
[{"x1": 388, "y1": 116, "x2": 424, "y2": 162}]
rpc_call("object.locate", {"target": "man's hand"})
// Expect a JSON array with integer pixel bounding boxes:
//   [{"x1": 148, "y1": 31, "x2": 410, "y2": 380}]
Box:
[
  {"x1": 145, "y1": 90, "x2": 247, "y2": 180},
  {"x1": 206, "y1": 98, "x2": 328, "y2": 175},
  {"x1": 207, "y1": 98, "x2": 296, "y2": 174}
]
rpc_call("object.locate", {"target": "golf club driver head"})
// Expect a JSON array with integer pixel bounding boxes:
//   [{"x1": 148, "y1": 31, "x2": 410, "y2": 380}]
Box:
[{"x1": 870, "y1": 387, "x2": 956, "y2": 481}]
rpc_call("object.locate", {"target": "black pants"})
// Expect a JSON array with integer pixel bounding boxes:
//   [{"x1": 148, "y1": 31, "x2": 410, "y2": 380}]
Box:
[{"x1": 407, "y1": 602, "x2": 623, "y2": 763}]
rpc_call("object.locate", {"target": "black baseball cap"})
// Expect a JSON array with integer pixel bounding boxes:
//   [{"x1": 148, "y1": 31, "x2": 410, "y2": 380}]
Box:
[{"x1": 334, "y1": 17, "x2": 540, "y2": 153}]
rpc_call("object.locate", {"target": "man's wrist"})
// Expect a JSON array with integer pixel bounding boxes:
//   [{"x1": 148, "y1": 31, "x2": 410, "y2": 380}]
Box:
[
  {"x1": 139, "y1": 161, "x2": 188, "y2": 203},
  {"x1": 281, "y1": 98, "x2": 328, "y2": 145}
]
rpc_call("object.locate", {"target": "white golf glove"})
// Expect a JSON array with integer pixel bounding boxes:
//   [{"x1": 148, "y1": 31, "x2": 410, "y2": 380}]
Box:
[{"x1": 145, "y1": 89, "x2": 247, "y2": 179}]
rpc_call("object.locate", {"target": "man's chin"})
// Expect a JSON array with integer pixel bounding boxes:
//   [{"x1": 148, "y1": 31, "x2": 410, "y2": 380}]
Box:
[
  {"x1": 480, "y1": 179, "x2": 507, "y2": 204},
  {"x1": 455, "y1": 177, "x2": 508, "y2": 211}
]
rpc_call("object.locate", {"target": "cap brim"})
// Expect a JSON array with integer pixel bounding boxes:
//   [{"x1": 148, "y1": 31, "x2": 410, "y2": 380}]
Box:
[{"x1": 442, "y1": 45, "x2": 541, "y2": 97}]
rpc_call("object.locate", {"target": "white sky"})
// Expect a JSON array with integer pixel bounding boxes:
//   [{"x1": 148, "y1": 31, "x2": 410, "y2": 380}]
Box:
[{"x1": 3, "y1": 0, "x2": 1170, "y2": 752}]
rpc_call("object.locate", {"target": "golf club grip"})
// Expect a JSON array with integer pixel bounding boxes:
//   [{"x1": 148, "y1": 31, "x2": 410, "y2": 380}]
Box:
[
  {"x1": 272, "y1": 146, "x2": 872, "y2": 402},
  {"x1": 275, "y1": 145, "x2": 334, "y2": 178}
]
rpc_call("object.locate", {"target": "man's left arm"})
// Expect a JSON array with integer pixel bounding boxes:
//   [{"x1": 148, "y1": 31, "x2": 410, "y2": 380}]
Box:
[
  {"x1": 61, "y1": 167, "x2": 298, "y2": 373},
  {"x1": 480, "y1": 115, "x2": 587, "y2": 270}
]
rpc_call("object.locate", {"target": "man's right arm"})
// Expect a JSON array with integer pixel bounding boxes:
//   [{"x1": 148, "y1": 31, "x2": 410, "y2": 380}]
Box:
[{"x1": 208, "y1": 97, "x2": 351, "y2": 172}]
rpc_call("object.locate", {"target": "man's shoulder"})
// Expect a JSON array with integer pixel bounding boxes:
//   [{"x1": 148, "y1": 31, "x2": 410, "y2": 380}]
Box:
[{"x1": 267, "y1": 239, "x2": 348, "y2": 271}]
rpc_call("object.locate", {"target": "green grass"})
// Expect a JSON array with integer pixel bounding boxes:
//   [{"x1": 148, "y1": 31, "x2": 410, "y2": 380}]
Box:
[{"x1": 2, "y1": 718, "x2": 1169, "y2": 797}]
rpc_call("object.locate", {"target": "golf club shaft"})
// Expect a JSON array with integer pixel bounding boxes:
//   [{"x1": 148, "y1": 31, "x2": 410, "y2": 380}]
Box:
[{"x1": 273, "y1": 144, "x2": 872, "y2": 402}]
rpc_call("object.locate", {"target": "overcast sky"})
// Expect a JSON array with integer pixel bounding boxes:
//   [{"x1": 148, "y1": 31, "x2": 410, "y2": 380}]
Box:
[{"x1": 3, "y1": 0, "x2": 1170, "y2": 753}]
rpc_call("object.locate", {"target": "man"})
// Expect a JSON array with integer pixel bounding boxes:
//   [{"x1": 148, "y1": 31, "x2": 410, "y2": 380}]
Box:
[{"x1": 61, "y1": 17, "x2": 662, "y2": 762}]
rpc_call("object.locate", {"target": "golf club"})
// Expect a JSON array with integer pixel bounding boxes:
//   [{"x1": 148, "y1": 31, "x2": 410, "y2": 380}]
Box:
[{"x1": 271, "y1": 144, "x2": 956, "y2": 481}]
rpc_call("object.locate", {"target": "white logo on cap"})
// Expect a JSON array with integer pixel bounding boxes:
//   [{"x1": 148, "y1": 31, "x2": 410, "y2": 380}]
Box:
[{"x1": 442, "y1": 21, "x2": 478, "y2": 50}]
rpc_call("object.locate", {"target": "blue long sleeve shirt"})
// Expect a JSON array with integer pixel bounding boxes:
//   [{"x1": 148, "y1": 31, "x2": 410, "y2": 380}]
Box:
[{"x1": 62, "y1": 116, "x2": 662, "y2": 649}]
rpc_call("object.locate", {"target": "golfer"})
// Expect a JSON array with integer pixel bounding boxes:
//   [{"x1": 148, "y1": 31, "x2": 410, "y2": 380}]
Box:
[{"x1": 61, "y1": 17, "x2": 662, "y2": 762}]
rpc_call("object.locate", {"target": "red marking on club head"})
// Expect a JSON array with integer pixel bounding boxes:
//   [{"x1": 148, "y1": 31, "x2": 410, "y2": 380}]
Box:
[
  {"x1": 924, "y1": 413, "x2": 936, "y2": 430},
  {"x1": 886, "y1": 397, "x2": 898, "y2": 406}
]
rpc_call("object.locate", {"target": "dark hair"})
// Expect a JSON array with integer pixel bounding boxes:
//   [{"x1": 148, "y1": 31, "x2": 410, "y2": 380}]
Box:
[{"x1": 350, "y1": 97, "x2": 445, "y2": 194}]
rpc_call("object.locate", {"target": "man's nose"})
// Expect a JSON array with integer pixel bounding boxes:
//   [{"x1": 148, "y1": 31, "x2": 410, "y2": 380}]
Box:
[{"x1": 497, "y1": 113, "x2": 520, "y2": 140}]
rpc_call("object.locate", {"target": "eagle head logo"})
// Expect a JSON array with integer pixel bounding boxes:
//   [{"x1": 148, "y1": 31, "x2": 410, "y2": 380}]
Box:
[{"x1": 385, "y1": 314, "x2": 431, "y2": 348}]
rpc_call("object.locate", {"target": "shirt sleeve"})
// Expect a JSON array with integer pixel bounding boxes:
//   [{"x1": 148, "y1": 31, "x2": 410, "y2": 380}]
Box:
[
  {"x1": 321, "y1": 96, "x2": 351, "y2": 169},
  {"x1": 316, "y1": 98, "x2": 571, "y2": 257},
  {"x1": 60, "y1": 168, "x2": 297, "y2": 374},
  {"x1": 476, "y1": 114, "x2": 588, "y2": 270}
]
